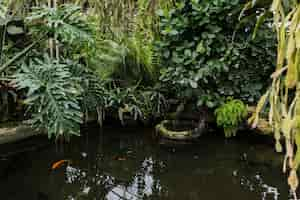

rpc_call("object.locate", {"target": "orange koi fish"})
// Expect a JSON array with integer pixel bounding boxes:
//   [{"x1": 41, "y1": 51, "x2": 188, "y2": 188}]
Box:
[{"x1": 51, "y1": 159, "x2": 71, "y2": 170}]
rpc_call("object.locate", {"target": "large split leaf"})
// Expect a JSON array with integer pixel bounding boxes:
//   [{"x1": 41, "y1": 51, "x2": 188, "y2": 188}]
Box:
[{"x1": 13, "y1": 56, "x2": 83, "y2": 139}]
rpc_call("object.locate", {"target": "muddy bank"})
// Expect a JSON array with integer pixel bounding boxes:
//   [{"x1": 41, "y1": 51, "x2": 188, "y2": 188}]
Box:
[{"x1": 0, "y1": 123, "x2": 41, "y2": 145}]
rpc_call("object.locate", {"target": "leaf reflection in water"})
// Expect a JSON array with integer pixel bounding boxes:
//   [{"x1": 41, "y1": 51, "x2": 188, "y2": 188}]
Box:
[{"x1": 106, "y1": 157, "x2": 162, "y2": 200}]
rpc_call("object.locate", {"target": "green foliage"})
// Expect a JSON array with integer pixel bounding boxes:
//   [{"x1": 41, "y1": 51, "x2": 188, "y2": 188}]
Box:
[
  {"x1": 79, "y1": 70, "x2": 108, "y2": 126},
  {"x1": 76, "y1": 0, "x2": 170, "y2": 87},
  {"x1": 0, "y1": 1, "x2": 169, "y2": 139},
  {"x1": 215, "y1": 98, "x2": 248, "y2": 138},
  {"x1": 244, "y1": 0, "x2": 300, "y2": 195},
  {"x1": 0, "y1": 1, "x2": 8, "y2": 20},
  {"x1": 156, "y1": 0, "x2": 276, "y2": 107},
  {"x1": 13, "y1": 56, "x2": 83, "y2": 139},
  {"x1": 86, "y1": 38, "x2": 157, "y2": 85},
  {"x1": 26, "y1": 4, "x2": 92, "y2": 46},
  {"x1": 106, "y1": 86, "x2": 168, "y2": 125}
]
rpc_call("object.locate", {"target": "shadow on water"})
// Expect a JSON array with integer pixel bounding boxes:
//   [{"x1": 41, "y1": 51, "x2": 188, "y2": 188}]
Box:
[{"x1": 0, "y1": 125, "x2": 295, "y2": 200}]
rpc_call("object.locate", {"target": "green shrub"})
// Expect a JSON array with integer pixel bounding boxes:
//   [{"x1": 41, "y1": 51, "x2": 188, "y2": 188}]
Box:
[
  {"x1": 156, "y1": 0, "x2": 276, "y2": 107},
  {"x1": 215, "y1": 98, "x2": 247, "y2": 138}
]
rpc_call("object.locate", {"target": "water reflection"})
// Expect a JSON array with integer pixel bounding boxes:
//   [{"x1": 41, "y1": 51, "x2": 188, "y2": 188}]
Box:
[
  {"x1": 0, "y1": 127, "x2": 295, "y2": 200},
  {"x1": 105, "y1": 157, "x2": 162, "y2": 200},
  {"x1": 239, "y1": 173, "x2": 280, "y2": 200}
]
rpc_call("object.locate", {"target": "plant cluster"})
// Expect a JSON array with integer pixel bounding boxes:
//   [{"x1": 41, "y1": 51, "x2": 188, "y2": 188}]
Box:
[
  {"x1": 215, "y1": 98, "x2": 248, "y2": 138},
  {"x1": 3, "y1": 3, "x2": 169, "y2": 139},
  {"x1": 156, "y1": 0, "x2": 276, "y2": 107},
  {"x1": 245, "y1": 0, "x2": 300, "y2": 196}
]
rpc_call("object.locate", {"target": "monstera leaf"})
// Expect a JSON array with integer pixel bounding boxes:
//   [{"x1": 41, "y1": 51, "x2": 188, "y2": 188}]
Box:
[{"x1": 13, "y1": 56, "x2": 83, "y2": 139}]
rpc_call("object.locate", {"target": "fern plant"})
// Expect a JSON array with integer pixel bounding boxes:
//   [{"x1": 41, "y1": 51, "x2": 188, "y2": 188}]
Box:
[
  {"x1": 13, "y1": 55, "x2": 83, "y2": 139},
  {"x1": 215, "y1": 98, "x2": 248, "y2": 138}
]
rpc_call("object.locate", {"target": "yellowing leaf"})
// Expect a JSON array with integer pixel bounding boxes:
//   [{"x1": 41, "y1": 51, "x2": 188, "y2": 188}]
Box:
[
  {"x1": 281, "y1": 118, "x2": 294, "y2": 138},
  {"x1": 251, "y1": 90, "x2": 270, "y2": 128},
  {"x1": 286, "y1": 35, "x2": 296, "y2": 60},
  {"x1": 271, "y1": 0, "x2": 280, "y2": 12},
  {"x1": 290, "y1": 7, "x2": 300, "y2": 33},
  {"x1": 277, "y1": 26, "x2": 286, "y2": 69},
  {"x1": 286, "y1": 62, "x2": 297, "y2": 88},
  {"x1": 288, "y1": 170, "x2": 299, "y2": 192},
  {"x1": 296, "y1": 29, "x2": 300, "y2": 49},
  {"x1": 270, "y1": 66, "x2": 287, "y2": 79}
]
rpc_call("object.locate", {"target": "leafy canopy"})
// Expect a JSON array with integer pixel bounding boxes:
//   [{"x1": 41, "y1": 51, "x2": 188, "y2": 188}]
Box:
[{"x1": 156, "y1": 0, "x2": 275, "y2": 107}]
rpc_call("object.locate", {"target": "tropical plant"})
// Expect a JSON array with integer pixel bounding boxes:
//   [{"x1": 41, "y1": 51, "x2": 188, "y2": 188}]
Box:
[
  {"x1": 26, "y1": 3, "x2": 93, "y2": 48},
  {"x1": 86, "y1": 38, "x2": 158, "y2": 86},
  {"x1": 244, "y1": 0, "x2": 300, "y2": 197},
  {"x1": 2, "y1": 3, "x2": 97, "y2": 139},
  {"x1": 74, "y1": 0, "x2": 173, "y2": 87},
  {"x1": 215, "y1": 98, "x2": 248, "y2": 138},
  {"x1": 139, "y1": 88, "x2": 168, "y2": 120},
  {"x1": 156, "y1": 0, "x2": 276, "y2": 107},
  {"x1": 13, "y1": 56, "x2": 83, "y2": 139},
  {"x1": 79, "y1": 71, "x2": 108, "y2": 127}
]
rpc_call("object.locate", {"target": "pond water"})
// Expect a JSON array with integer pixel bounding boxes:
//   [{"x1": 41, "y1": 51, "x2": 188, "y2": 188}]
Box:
[{"x1": 0, "y1": 126, "x2": 295, "y2": 200}]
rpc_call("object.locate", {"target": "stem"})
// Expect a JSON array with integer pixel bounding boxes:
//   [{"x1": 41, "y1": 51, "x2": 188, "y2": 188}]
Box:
[
  {"x1": 54, "y1": 0, "x2": 59, "y2": 62},
  {"x1": 48, "y1": 0, "x2": 54, "y2": 59},
  {"x1": 0, "y1": 23, "x2": 6, "y2": 65}
]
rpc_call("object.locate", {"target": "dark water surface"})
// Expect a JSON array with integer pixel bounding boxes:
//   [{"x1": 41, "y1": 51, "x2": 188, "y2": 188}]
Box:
[{"x1": 0, "y1": 126, "x2": 295, "y2": 200}]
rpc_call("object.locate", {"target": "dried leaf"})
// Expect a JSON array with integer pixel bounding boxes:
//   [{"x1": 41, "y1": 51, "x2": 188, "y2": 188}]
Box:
[
  {"x1": 288, "y1": 170, "x2": 299, "y2": 192},
  {"x1": 251, "y1": 90, "x2": 270, "y2": 128}
]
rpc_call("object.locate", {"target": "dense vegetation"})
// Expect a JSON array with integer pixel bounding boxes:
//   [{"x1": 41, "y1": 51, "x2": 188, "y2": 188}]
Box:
[
  {"x1": 0, "y1": 0, "x2": 277, "y2": 137},
  {"x1": 157, "y1": 0, "x2": 275, "y2": 107},
  {"x1": 0, "y1": 0, "x2": 170, "y2": 139},
  {"x1": 245, "y1": 0, "x2": 300, "y2": 196},
  {"x1": 2, "y1": 0, "x2": 300, "y2": 196},
  {"x1": 0, "y1": 0, "x2": 276, "y2": 140}
]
